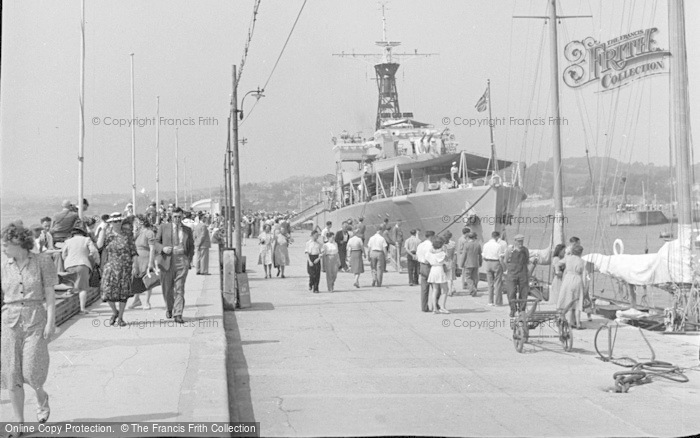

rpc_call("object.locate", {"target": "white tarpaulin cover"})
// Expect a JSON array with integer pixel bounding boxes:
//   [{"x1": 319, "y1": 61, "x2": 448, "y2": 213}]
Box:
[{"x1": 582, "y1": 228, "x2": 695, "y2": 286}]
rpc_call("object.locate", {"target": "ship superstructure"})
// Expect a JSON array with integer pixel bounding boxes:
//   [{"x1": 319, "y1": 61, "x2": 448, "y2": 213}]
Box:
[{"x1": 304, "y1": 5, "x2": 526, "y2": 246}]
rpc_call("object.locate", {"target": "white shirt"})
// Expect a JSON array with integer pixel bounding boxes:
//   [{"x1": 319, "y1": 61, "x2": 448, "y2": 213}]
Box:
[
  {"x1": 482, "y1": 238, "x2": 505, "y2": 260},
  {"x1": 367, "y1": 233, "x2": 387, "y2": 253},
  {"x1": 347, "y1": 235, "x2": 363, "y2": 251},
  {"x1": 305, "y1": 239, "x2": 322, "y2": 255},
  {"x1": 321, "y1": 227, "x2": 333, "y2": 242},
  {"x1": 416, "y1": 239, "x2": 434, "y2": 264},
  {"x1": 322, "y1": 242, "x2": 339, "y2": 255}
]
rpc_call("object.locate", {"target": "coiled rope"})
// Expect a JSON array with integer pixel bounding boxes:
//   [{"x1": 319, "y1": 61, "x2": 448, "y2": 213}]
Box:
[{"x1": 594, "y1": 322, "x2": 689, "y2": 393}]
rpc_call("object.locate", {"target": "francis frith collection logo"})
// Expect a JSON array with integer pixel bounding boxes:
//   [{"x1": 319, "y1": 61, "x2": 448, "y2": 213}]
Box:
[{"x1": 563, "y1": 27, "x2": 671, "y2": 91}]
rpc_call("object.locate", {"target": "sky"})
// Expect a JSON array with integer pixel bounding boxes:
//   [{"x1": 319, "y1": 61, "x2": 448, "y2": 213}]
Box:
[{"x1": 2, "y1": 0, "x2": 699, "y2": 201}]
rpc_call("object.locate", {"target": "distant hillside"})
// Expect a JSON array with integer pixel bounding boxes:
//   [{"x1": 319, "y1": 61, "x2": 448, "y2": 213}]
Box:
[
  {"x1": 240, "y1": 175, "x2": 334, "y2": 213},
  {"x1": 523, "y1": 157, "x2": 700, "y2": 204},
  {"x1": 6, "y1": 157, "x2": 699, "y2": 225}
]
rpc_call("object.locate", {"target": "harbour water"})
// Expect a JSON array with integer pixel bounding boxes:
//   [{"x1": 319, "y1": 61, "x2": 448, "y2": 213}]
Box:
[{"x1": 508, "y1": 205, "x2": 676, "y2": 309}]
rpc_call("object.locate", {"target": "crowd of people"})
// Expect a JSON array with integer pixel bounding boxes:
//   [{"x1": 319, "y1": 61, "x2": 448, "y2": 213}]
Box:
[
  {"x1": 1, "y1": 198, "x2": 225, "y2": 427},
  {"x1": 289, "y1": 217, "x2": 593, "y2": 328},
  {"x1": 1, "y1": 199, "x2": 594, "y2": 429}
]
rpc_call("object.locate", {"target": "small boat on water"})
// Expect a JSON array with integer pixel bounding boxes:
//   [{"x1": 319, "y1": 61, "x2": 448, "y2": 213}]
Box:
[{"x1": 609, "y1": 204, "x2": 669, "y2": 226}]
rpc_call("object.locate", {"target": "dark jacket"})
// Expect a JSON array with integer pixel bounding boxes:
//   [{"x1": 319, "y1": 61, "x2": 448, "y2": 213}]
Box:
[
  {"x1": 193, "y1": 222, "x2": 211, "y2": 248},
  {"x1": 51, "y1": 209, "x2": 79, "y2": 243},
  {"x1": 463, "y1": 240, "x2": 482, "y2": 268},
  {"x1": 155, "y1": 223, "x2": 194, "y2": 270}
]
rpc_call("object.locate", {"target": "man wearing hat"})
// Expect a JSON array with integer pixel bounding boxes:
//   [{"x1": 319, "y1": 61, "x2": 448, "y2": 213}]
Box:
[
  {"x1": 462, "y1": 232, "x2": 482, "y2": 296},
  {"x1": 450, "y1": 161, "x2": 459, "y2": 187},
  {"x1": 334, "y1": 223, "x2": 351, "y2": 272},
  {"x1": 504, "y1": 234, "x2": 530, "y2": 317},
  {"x1": 154, "y1": 207, "x2": 195, "y2": 323}
]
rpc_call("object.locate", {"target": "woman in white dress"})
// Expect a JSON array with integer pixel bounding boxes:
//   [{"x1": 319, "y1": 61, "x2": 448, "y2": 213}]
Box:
[
  {"x1": 442, "y1": 231, "x2": 457, "y2": 297},
  {"x1": 425, "y1": 237, "x2": 449, "y2": 314},
  {"x1": 258, "y1": 224, "x2": 274, "y2": 278},
  {"x1": 557, "y1": 245, "x2": 589, "y2": 328},
  {"x1": 549, "y1": 244, "x2": 566, "y2": 304},
  {"x1": 273, "y1": 229, "x2": 292, "y2": 278}
]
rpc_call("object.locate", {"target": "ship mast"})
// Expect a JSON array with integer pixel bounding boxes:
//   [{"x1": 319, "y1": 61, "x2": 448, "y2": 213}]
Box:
[{"x1": 333, "y1": 2, "x2": 437, "y2": 130}]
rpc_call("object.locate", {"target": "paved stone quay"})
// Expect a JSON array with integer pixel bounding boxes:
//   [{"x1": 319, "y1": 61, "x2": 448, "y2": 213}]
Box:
[
  {"x1": 228, "y1": 231, "x2": 700, "y2": 437},
  {"x1": 0, "y1": 251, "x2": 229, "y2": 429}
]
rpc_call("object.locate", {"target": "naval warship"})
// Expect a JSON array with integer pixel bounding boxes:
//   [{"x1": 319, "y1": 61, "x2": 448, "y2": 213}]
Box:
[{"x1": 303, "y1": 9, "x2": 527, "y2": 243}]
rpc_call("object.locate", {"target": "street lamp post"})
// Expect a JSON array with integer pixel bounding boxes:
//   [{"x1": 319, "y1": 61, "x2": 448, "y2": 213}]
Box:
[{"x1": 230, "y1": 64, "x2": 264, "y2": 269}]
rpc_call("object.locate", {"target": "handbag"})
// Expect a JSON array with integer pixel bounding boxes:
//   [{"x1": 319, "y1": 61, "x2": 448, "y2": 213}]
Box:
[
  {"x1": 89, "y1": 266, "x2": 102, "y2": 288},
  {"x1": 582, "y1": 290, "x2": 593, "y2": 311},
  {"x1": 131, "y1": 275, "x2": 147, "y2": 294},
  {"x1": 142, "y1": 270, "x2": 161, "y2": 290}
]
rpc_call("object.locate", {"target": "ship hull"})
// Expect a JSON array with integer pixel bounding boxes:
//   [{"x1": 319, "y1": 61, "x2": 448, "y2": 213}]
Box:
[{"x1": 310, "y1": 184, "x2": 526, "y2": 241}]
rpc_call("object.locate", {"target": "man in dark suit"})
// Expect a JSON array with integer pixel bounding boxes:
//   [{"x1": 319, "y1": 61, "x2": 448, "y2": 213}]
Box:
[
  {"x1": 462, "y1": 232, "x2": 482, "y2": 297},
  {"x1": 193, "y1": 214, "x2": 211, "y2": 275},
  {"x1": 334, "y1": 223, "x2": 350, "y2": 271},
  {"x1": 154, "y1": 207, "x2": 194, "y2": 323}
]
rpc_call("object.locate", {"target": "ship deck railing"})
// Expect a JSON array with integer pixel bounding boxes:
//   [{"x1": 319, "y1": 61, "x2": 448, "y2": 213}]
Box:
[{"x1": 338, "y1": 173, "x2": 514, "y2": 207}]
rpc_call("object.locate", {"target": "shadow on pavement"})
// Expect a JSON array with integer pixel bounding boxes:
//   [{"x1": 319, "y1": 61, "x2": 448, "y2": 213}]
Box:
[
  {"x1": 73, "y1": 412, "x2": 179, "y2": 422},
  {"x1": 241, "y1": 340, "x2": 280, "y2": 346},
  {"x1": 224, "y1": 310, "x2": 255, "y2": 423},
  {"x1": 236, "y1": 302, "x2": 275, "y2": 311},
  {"x1": 446, "y1": 308, "x2": 487, "y2": 314}
]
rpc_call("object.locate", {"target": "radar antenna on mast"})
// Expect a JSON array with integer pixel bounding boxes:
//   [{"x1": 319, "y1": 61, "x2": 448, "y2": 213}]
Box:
[{"x1": 332, "y1": 1, "x2": 437, "y2": 130}]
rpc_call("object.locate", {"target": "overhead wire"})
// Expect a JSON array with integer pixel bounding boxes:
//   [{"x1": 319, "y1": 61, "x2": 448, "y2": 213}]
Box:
[
  {"x1": 236, "y1": 0, "x2": 263, "y2": 88},
  {"x1": 240, "y1": 0, "x2": 308, "y2": 126}
]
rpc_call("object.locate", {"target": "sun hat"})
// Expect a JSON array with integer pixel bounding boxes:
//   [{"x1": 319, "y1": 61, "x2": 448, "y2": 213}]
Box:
[{"x1": 107, "y1": 212, "x2": 123, "y2": 223}]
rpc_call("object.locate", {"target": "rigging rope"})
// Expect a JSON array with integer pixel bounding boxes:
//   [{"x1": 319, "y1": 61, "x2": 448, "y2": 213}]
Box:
[
  {"x1": 236, "y1": 0, "x2": 263, "y2": 88},
  {"x1": 240, "y1": 0, "x2": 308, "y2": 126}
]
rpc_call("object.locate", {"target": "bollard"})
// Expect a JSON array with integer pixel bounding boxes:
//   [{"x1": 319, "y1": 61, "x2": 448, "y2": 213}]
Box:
[
  {"x1": 222, "y1": 249, "x2": 237, "y2": 310},
  {"x1": 237, "y1": 272, "x2": 251, "y2": 308}
]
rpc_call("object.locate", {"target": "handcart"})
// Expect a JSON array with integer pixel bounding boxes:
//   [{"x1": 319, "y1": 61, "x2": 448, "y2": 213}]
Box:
[{"x1": 511, "y1": 298, "x2": 577, "y2": 353}]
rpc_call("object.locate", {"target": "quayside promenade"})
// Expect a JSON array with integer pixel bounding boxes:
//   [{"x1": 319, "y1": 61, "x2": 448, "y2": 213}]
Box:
[
  {"x1": 2, "y1": 233, "x2": 698, "y2": 437},
  {"x1": 228, "y1": 231, "x2": 700, "y2": 437},
  {"x1": 0, "y1": 253, "x2": 229, "y2": 429}
]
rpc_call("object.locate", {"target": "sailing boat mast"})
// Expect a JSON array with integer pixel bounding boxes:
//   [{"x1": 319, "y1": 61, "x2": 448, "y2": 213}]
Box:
[
  {"x1": 130, "y1": 53, "x2": 137, "y2": 211},
  {"x1": 669, "y1": 0, "x2": 696, "y2": 259},
  {"x1": 78, "y1": 0, "x2": 85, "y2": 219},
  {"x1": 175, "y1": 127, "x2": 179, "y2": 207},
  {"x1": 547, "y1": 0, "x2": 565, "y2": 246},
  {"x1": 156, "y1": 96, "x2": 160, "y2": 207},
  {"x1": 514, "y1": 0, "x2": 590, "y2": 252}
]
